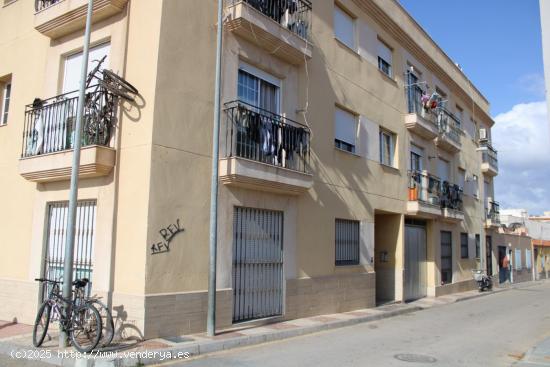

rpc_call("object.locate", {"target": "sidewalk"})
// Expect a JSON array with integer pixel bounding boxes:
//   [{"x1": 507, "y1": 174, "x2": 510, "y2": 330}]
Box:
[
  {"x1": 0, "y1": 281, "x2": 540, "y2": 367},
  {"x1": 514, "y1": 337, "x2": 550, "y2": 367}
]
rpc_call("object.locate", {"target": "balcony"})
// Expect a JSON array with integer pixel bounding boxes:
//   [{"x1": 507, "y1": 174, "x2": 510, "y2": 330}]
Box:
[
  {"x1": 404, "y1": 85, "x2": 440, "y2": 139},
  {"x1": 479, "y1": 140, "x2": 498, "y2": 176},
  {"x1": 485, "y1": 200, "x2": 501, "y2": 229},
  {"x1": 219, "y1": 100, "x2": 313, "y2": 195},
  {"x1": 434, "y1": 109, "x2": 462, "y2": 153},
  {"x1": 34, "y1": 0, "x2": 128, "y2": 39},
  {"x1": 407, "y1": 171, "x2": 464, "y2": 222},
  {"x1": 18, "y1": 88, "x2": 116, "y2": 183},
  {"x1": 225, "y1": 0, "x2": 312, "y2": 65}
]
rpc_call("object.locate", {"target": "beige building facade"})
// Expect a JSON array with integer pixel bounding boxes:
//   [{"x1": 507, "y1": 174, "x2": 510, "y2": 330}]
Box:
[{"x1": 0, "y1": 0, "x2": 498, "y2": 339}]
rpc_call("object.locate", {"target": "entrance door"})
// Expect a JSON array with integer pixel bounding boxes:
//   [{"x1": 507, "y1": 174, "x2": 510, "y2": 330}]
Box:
[
  {"x1": 498, "y1": 246, "x2": 507, "y2": 283},
  {"x1": 232, "y1": 207, "x2": 284, "y2": 322},
  {"x1": 486, "y1": 235, "x2": 493, "y2": 275},
  {"x1": 404, "y1": 222, "x2": 427, "y2": 301}
]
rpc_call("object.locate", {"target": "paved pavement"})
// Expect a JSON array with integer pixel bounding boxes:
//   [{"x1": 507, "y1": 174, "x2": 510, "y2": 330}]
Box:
[
  {"x1": 0, "y1": 281, "x2": 548, "y2": 366},
  {"x1": 162, "y1": 281, "x2": 550, "y2": 367}
]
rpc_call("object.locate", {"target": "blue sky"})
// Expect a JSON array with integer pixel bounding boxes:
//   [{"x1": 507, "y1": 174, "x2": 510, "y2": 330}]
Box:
[{"x1": 400, "y1": 0, "x2": 550, "y2": 215}]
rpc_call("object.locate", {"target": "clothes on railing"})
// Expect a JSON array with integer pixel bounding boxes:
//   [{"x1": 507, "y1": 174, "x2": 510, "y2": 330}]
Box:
[
  {"x1": 243, "y1": 0, "x2": 310, "y2": 39},
  {"x1": 229, "y1": 103, "x2": 309, "y2": 172}
]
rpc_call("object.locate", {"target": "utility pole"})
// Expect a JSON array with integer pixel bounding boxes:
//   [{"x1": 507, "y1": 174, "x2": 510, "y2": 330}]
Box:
[
  {"x1": 207, "y1": 0, "x2": 224, "y2": 337},
  {"x1": 59, "y1": 0, "x2": 94, "y2": 348}
]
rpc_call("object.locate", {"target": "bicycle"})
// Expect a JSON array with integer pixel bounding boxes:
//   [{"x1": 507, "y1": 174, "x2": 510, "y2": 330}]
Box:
[
  {"x1": 73, "y1": 278, "x2": 115, "y2": 348},
  {"x1": 81, "y1": 55, "x2": 139, "y2": 146},
  {"x1": 33, "y1": 278, "x2": 102, "y2": 353}
]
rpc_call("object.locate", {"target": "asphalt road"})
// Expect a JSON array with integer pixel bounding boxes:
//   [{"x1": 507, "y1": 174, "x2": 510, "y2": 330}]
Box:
[
  {"x1": 168, "y1": 282, "x2": 550, "y2": 367},
  {"x1": 2, "y1": 282, "x2": 550, "y2": 366}
]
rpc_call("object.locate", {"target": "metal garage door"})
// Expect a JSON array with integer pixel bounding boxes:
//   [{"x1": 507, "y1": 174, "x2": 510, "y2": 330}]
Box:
[
  {"x1": 232, "y1": 207, "x2": 284, "y2": 322},
  {"x1": 404, "y1": 222, "x2": 427, "y2": 301}
]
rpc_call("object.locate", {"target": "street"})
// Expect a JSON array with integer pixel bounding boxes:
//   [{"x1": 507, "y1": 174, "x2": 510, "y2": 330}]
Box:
[
  {"x1": 164, "y1": 282, "x2": 550, "y2": 367},
  {"x1": 2, "y1": 282, "x2": 550, "y2": 366}
]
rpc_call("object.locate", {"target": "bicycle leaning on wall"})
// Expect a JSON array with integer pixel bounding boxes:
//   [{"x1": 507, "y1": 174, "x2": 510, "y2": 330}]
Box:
[{"x1": 33, "y1": 278, "x2": 103, "y2": 353}]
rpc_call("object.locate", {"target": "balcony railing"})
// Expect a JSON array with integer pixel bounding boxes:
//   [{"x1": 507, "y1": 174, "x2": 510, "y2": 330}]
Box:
[
  {"x1": 229, "y1": 0, "x2": 312, "y2": 40},
  {"x1": 438, "y1": 108, "x2": 462, "y2": 145},
  {"x1": 224, "y1": 100, "x2": 310, "y2": 173},
  {"x1": 409, "y1": 170, "x2": 463, "y2": 211},
  {"x1": 406, "y1": 85, "x2": 438, "y2": 124},
  {"x1": 486, "y1": 200, "x2": 500, "y2": 224},
  {"x1": 480, "y1": 140, "x2": 498, "y2": 170},
  {"x1": 35, "y1": 0, "x2": 60, "y2": 12},
  {"x1": 22, "y1": 87, "x2": 116, "y2": 158}
]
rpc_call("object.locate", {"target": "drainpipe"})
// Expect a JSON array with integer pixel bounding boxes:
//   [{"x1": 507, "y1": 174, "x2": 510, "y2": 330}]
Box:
[
  {"x1": 207, "y1": 0, "x2": 224, "y2": 337},
  {"x1": 60, "y1": 0, "x2": 94, "y2": 348}
]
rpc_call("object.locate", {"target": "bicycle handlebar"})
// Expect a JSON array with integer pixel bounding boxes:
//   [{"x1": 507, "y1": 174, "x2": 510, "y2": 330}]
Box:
[{"x1": 35, "y1": 278, "x2": 62, "y2": 284}]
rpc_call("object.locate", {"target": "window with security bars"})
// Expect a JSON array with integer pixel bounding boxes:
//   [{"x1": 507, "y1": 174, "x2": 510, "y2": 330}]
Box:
[
  {"x1": 475, "y1": 234, "x2": 480, "y2": 259},
  {"x1": 460, "y1": 233, "x2": 469, "y2": 259},
  {"x1": 441, "y1": 231, "x2": 452, "y2": 284},
  {"x1": 42, "y1": 201, "x2": 96, "y2": 299},
  {"x1": 335, "y1": 219, "x2": 360, "y2": 266}
]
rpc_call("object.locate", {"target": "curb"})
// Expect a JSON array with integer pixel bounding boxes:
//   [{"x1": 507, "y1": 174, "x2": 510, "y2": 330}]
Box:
[{"x1": 0, "y1": 306, "x2": 422, "y2": 367}]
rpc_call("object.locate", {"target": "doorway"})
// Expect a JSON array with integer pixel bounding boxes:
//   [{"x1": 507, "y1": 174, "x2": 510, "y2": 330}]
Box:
[{"x1": 404, "y1": 220, "x2": 427, "y2": 301}]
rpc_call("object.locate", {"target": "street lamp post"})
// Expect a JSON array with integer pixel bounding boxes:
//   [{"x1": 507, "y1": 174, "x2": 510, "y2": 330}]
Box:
[
  {"x1": 59, "y1": 0, "x2": 94, "y2": 348},
  {"x1": 206, "y1": 0, "x2": 224, "y2": 337}
]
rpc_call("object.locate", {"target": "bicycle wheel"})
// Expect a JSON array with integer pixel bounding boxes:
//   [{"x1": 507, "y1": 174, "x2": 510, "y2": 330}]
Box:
[
  {"x1": 70, "y1": 304, "x2": 102, "y2": 353},
  {"x1": 102, "y1": 70, "x2": 139, "y2": 95},
  {"x1": 92, "y1": 300, "x2": 114, "y2": 347},
  {"x1": 98, "y1": 79, "x2": 135, "y2": 102},
  {"x1": 33, "y1": 302, "x2": 51, "y2": 347}
]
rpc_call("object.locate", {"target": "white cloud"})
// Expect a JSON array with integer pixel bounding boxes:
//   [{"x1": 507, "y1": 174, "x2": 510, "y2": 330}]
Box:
[
  {"x1": 493, "y1": 101, "x2": 550, "y2": 215},
  {"x1": 517, "y1": 73, "x2": 546, "y2": 99}
]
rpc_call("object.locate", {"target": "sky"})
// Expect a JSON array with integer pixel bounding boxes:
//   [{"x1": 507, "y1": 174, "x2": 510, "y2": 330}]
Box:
[{"x1": 399, "y1": 0, "x2": 549, "y2": 215}]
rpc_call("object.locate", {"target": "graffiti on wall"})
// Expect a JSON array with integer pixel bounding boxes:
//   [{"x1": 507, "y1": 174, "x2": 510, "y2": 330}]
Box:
[{"x1": 150, "y1": 218, "x2": 184, "y2": 255}]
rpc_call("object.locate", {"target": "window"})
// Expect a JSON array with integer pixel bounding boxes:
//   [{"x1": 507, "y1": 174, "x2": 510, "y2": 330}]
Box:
[
  {"x1": 238, "y1": 66, "x2": 280, "y2": 113},
  {"x1": 334, "y1": 107, "x2": 357, "y2": 153},
  {"x1": 377, "y1": 40, "x2": 393, "y2": 77},
  {"x1": 43, "y1": 201, "x2": 96, "y2": 300},
  {"x1": 379, "y1": 129, "x2": 396, "y2": 167},
  {"x1": 458, "y1": 168, "x2": 466, "y2": 189},
  {"x1": 441, "y1": 231, "x2": 453, "y2": 284},
  {"x1": 515, "y1": 249, "x2": 522, "y2": 270},
  {"x1": 526, "y1": 249, "x2": 532, "y2": 269},
  {"x1": 475, "y1": 234, "x2": 480, "y2": 259},
  {"x1": 472, "y1": 174, "x2": 479, "y2": 198},
  {"x1": 1, "y1": 82, "x2": 11, "y2": 126},
  {"x1": 334, "y1": 4, "x2": 355, "y2": 50},
  {"x1": 335, "y1": 219, "x2": 360, "y2": 266},
  {"x1": 63, "y1": 43, "x2": 110, "y2": 95},
  {"x1": 456, "y1": 105, "x2": 463, "y2": 126},
  {"x1": 460, "y1": 233, "x2": 469, "y2": 259},
  {"x1": 410, "y1": 144, "x2": 423, "y2": 171},
  {"x1": 437, "y1": 158, "x2": 450, "y2": 183}
]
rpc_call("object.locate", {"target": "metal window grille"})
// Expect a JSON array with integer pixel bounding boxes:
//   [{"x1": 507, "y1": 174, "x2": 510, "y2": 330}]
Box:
[
  {"x1": 440, "y1": 231, "x2": 452, "y2": 284},
  {"x1": 42, "y1": 201, "x2": 96, "y2": 299},
  {"x1": 232, "y1": 207, "x2": 284, "y2": 322},
  {"x1": 335, "y1": 219, "x2": 360, "y2": 266},
  {"x1": 475, "y1": 234, "x2": 481, "y2": 259},
  {"x1": 460, "y1": 233, "x2": 469, "y2": 259}
]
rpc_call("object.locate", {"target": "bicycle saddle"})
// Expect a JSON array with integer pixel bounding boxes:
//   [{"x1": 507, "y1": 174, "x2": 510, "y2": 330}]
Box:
[{"x1": 72, "y1": 278, "x2": 89, "y2": 288}]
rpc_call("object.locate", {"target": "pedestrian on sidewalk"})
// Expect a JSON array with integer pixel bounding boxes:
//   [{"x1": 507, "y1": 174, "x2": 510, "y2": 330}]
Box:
[{"x1": 502, "y1": 255, "x2": 510, "y2": 283}]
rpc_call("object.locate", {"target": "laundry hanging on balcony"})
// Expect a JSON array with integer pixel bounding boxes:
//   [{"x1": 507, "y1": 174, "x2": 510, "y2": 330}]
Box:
[{"x1": 421, "y1": 92, "x2": 440, "y2": 111}]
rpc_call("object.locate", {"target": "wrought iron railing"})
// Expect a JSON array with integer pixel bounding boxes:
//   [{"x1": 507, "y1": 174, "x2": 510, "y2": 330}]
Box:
[
  {"x1": 230, "y1": 0, "x2": 312, "y2": 40},
  {"x1": 35, "y1": 0, "x2": 60, "y2": 12},
  {"x1": 224, "y1": 100, "x2": 310, "y2": 173},
  {"x1": 408, "y1": 170, "x2": 463, "y2": 211},
  {"x1": 22, "y1": 87, "x2": 116, "y2": 158},
  {"x1": 480, "y1": 140, "x2": 498, "y2": 171},
  {"x1": 486, "y1": 201, "x2": 500, "y2": 224},
  {"x1": 438, "y1": 108, "x2": 462, "y2": 145}
]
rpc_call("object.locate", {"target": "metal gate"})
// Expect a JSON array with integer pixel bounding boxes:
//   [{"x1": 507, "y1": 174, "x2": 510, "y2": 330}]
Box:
[
  {"x1": 43, "y1": 201, "x2": 96, "y2": 298},
  {"x1": 404, "y1": 223, "x2": 427, "y2": 301},
  {"x1": 232, "y1": 207, "x2": 284, "y2": 322}
]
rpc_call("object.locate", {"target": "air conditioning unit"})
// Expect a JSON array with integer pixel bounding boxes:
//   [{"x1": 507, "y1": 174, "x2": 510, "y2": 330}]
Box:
[{"x1": 479, "y1": 128, "x2": 487, "y2": 141}]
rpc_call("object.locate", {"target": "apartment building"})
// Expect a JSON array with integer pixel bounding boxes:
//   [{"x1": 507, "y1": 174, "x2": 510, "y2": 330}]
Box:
[{"x1": 0, "y1": 0, "x2": 498, "y2": 339}]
